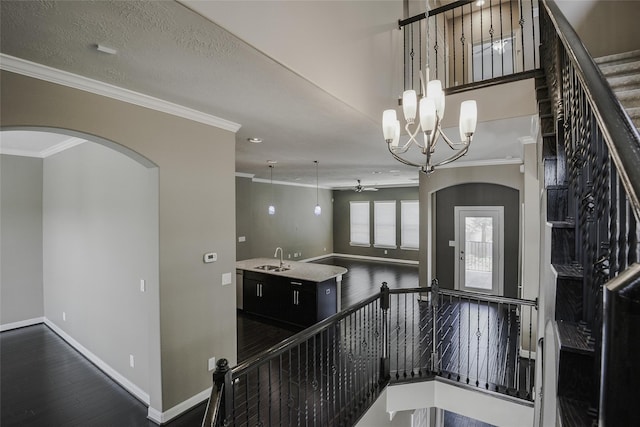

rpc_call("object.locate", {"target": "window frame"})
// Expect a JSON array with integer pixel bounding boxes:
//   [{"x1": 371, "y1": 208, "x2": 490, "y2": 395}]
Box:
[
  {"x1": 349, "y1": 201, "x2": 371, "y2": 247},
  {"x1": 373, "y1": 200, "x2": 397, "y2": 249}
]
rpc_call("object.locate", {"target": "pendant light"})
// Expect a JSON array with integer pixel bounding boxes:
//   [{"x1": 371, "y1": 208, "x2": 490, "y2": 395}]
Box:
[
  {"x1": 314, "y1": 160, "x2": 322, "y2": 216},
  {"x1": 268, "y1": 164, "x2": 275, "y2": 215}
]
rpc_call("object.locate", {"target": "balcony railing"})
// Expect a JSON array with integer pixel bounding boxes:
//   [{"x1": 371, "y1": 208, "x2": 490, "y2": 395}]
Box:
[
  {"x1": 399, "y1": 0, "x2": 540, "y2": 94},
  {"x1": 203, "y1": 282, "x2": 537, "y2": 427}
]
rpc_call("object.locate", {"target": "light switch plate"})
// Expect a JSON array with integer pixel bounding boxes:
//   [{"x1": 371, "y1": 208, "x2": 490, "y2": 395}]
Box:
[
  {"x1": 208, "y1": 357, "x2": 216, "y2": 371},
  {"x1": 204, "y1": 252, "x2": 217, "y2": 263},
  {"x1": 449, "y1": 240, "x2": 456, "y2": 247},
  {"x1": 238, "y1": 236, "x2": 246, "y2": 242},
  {"x1": 222, "y1": 272, "x2": 232, "y2": 286}
]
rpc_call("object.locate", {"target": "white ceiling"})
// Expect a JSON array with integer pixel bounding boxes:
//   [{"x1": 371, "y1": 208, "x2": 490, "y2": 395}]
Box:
[{"x1": 0, "y1": 0, "x2": 536, "y2": 189}]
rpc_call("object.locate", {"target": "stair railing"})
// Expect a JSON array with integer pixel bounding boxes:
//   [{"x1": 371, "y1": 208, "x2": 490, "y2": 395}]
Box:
[
  {"x1": 540, "y1": 0, "x2": 640, "y2": 423},
  {"x1": 205, "y1": 283, "x2": 537, "y2": 426}
]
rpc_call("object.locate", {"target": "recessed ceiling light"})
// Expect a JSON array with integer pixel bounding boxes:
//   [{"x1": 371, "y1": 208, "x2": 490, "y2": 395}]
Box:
[
  {"x1": 96, "y1": 44, "x2": 117, "y2": 55},
  {"x1": 247, "y1": 137, "x2": 263, "y2": 143},
  {"x1": 267, "y1": 160, "x2": 277, "y2": 164},
  {"x1": 389, "y1": 170, "x2": 400, "y2": 173},
  {"x1": 371, "y1": 171, "x2": 382, "y2": 174}
]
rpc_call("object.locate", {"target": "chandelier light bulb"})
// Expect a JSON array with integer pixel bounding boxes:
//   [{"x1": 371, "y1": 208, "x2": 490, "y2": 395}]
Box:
[
  {"x1": 419, "y1": 97, "x2": 437, "y2": 133},
  {"x1": 314, "y1": 205, "x2": 322, "y2": 216},
  {"x1": 382, "y1": 109, "x2": 398, "y2": 142},
  {"x1": 459, "y1": 100, "x2": 478, "y2": 137},
  {"x1": 427, "y1": 80, "x2": 445, "y2": 119},
  {"x1": 402, "y1": 90, "x2": 418, "y2": 123}
]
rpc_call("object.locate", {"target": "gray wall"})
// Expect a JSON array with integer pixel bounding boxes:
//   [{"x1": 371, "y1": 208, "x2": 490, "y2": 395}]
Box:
[
  {"x1": 333, "y1": 186, "x2": 419, "y2": 262},
  {"x1": 556, "y1": 0, "x2": 640, "y2": 58},
  {"x1": 434, "y1": 183, "x2": 520, "y2": 298},
  {"x1": 419, "y1": 164, "x2": 524, "y2": 287},
  {"x1": 0, "y1": 154, "x2": 44, "y2": 325},
  {"x1": 236, "y1": 176, "x2": 333, "y2": 261},
  {"x1": 2, "y1": 70, "x2": 237, "y2": 412},
  {"x1": 42, "y1": 142, "x2": 158, "y2": 398}
]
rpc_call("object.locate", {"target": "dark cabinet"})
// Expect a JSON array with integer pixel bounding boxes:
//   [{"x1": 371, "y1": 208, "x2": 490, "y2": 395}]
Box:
[{"x1": 242, "y1": 271, "x2": 337, "y2": 328}]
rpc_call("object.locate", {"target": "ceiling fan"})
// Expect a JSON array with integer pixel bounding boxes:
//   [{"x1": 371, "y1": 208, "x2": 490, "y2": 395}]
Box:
[{"x1": 354, "y1": 179, "x2": 378, "y2": 193}]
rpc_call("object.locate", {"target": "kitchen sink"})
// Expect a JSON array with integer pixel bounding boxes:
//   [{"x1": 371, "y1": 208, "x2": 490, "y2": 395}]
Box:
[{"x1": 255, "y1": 264, "x2": 290, "y2": 272}]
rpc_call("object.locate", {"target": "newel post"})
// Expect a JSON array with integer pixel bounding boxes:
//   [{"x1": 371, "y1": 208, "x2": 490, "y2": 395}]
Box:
[
  {"x1": 379, "y1": 282, "x2": 390, "y2": 384},
  {"x1": 431, "y1": 279, "x2": 440, "y2": 373},
  {"x1": 213, "y1": 358, "x2": 230, "y2": 425}
]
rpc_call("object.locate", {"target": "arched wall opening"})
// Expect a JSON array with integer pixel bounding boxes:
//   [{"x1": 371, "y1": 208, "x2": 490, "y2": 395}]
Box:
[
  {"x1": 1, "y1": 69, "x2": 238, "y2": 418},
  {"x1": 1, "y1": 127, "x2": 160, "y2": 405}
]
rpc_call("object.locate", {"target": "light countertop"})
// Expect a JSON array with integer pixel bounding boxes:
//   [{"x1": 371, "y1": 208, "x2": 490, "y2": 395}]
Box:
[{"x1": 236, "y1": 258, "x2": 347, "y2": 283}]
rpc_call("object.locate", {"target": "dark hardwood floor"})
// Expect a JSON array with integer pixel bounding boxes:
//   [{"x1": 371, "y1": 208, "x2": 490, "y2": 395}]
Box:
[{"x1": 1, "y1": 257, "x2": 503, "y2": 426}]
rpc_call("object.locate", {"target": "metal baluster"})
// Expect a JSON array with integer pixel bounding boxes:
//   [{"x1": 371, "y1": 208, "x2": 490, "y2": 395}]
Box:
[
  {"x1": 434, "y1": 14, "x2": 439, "y2": 81},
  {"x1": 519, "y1": 0, "x2": 525, "y2": 72},
  {"x1": 480, "y1": 0, "x2": 484, "y2": 80},
  {"x1": 509, "y1": 0, "x2": 514, "y2": 79},
  {"x1": 457, "y1": 295, "x2": 461, "y2": 381},
  {"x1": 470, "y1": 2, "x2": 475, "y2": 82},
  {"x1": 412, "y1": 290, "x2": 416, "y2": 377},
  {"x1": 499, "y1": 0, "x2": 504, "y2": 76},
  {"x1": 467, "y1": 298, "x2": 471, "y2": 384},
  {"x1": 528, "y1": 305, "x2": 533, "y2": 398},
  {"x1": 530, "y1": 0, "x2": 537, "y2": 68},
  {"x1": 453, "y1": 7, "x2": 457, "y2": 85},
  {"x1": 489, "y1": 0, "x2": 494, "y2": 78},
  {"x1": 476, "y1": 299, "x2": 480, "y2": 386},
  {"x1": 461, "y1": 5, "x2": 466, "y2": 85},
  {"x1": 506, "y1": 303, "x2": 512, "y2": 390},
  {"x1": 486, "y1": 300, "x2": 490, "y2": 389},
  {"x1": 404, "y1": 292, "x2": 408, "y2": 378}
]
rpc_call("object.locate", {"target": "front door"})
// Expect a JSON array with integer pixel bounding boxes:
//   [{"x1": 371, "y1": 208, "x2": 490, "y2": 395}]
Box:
[{"x1": 454, "y1": 206, "x2": 504, "y2": 296}]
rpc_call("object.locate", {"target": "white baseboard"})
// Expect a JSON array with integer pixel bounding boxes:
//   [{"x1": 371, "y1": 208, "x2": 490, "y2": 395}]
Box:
[
  {"x1": 147, "y1": 387, "x2": 211, "y2": 424},
  {"x1": 0, "y1": 316, "x2": 44, "y2": 332},
  {"x1": 43, "y1": 318, "x2": 150, "y2": 405}
]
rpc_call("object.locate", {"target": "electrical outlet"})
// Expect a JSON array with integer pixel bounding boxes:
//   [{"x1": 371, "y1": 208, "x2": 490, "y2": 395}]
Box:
[
  {"x1": 384, "y1": 250, "x2": 388, "y2": 255},
  {"x1": 130, "y1": 354, "x2": 135, "y2": 368},
  {"x1": 140, "y1": 279, "x2": 146, "y2": 292},
  {"x1": 62, "y1": 312, "x2": 66, "y2": 321},
  {"x1": 208, "y1": 357, "x2": 216, "y2": 371}
]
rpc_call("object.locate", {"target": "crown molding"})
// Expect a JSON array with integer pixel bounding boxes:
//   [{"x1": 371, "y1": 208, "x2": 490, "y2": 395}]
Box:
[{"x1": 0, "y1": 54, "x2": 241, "y2": 133}]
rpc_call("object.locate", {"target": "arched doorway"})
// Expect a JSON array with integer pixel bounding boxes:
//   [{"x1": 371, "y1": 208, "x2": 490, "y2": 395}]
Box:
[{"x1": 1, "y1": 128, "x2": 159, "y2": 405}]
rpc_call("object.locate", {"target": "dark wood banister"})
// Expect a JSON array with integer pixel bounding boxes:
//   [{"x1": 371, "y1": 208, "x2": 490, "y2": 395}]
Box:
[{"x1": 542, "y1": 0, "x2": 640, "y2": 220}]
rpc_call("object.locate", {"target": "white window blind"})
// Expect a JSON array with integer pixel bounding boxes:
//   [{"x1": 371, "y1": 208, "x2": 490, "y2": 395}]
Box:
[
  {"x1": 350, "y1": 201, "x2": 370, "y2": 246},
  {"x1": 401, "y1": 200, "x2": 419, "y2": 250},
  {"x1": 374, "y1": 201, "x2": 396, "y2": 248}
]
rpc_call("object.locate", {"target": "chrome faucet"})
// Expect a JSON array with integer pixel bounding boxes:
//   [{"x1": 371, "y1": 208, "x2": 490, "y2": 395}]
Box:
[{"x1": 274, "y1": 247, "x2": 284, "y2": 268}]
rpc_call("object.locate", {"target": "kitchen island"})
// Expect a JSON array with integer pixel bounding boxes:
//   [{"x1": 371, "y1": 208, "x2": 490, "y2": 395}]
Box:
[{"x1": 236, "y1": 258, "x2": 347, "y2": 328}]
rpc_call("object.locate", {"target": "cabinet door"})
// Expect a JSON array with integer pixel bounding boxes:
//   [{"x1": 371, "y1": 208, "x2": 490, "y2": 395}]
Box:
[
  {"x1": 242, "y1": 278, "x2": 263, "y2": 314},
  {"x1": 287, "y1": 280, "x2": 317, "y2": 327}
]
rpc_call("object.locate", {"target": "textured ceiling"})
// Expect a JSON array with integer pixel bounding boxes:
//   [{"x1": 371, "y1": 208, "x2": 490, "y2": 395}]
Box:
[{"x1": 0, "y1": 0, "x2": 535, "y2": 188}]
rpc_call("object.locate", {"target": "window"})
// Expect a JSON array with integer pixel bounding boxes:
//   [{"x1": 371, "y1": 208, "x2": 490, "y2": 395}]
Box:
[
  {"x1": 350, "y1": 201, "x2": 370, "y2": 246},
  {"x1": 401, "y1": 200, "x2": 419, "y2": 250},
  {"x1": 374, "y1": 201, "x2": 396, "y2": 248}
]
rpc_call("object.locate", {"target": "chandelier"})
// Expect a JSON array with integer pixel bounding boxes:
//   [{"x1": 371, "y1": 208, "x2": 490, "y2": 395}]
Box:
[{"x1": 382, "y1": 8, "x2": 478, "y2": 175}]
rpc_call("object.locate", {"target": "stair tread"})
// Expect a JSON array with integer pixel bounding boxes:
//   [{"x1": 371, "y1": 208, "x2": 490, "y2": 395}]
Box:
[
  {"x1": 557, "y1": 321, "x2": 594, "y2": 354},
  {"x1": 599, "y1": 60, "x2": 640, "y2": 77},
  {"x1": 595, "y1": 49, "x2": 640, "y2": 65},
  {"x1": 549, "y1": 220, "x2": 575, "y2": 229},
  {"x1": 553, "y1": 263, "x2": 583, "y2": 279},
  {"x1": 558, "y1": 397, "x2": 596, "y2": 427}
]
